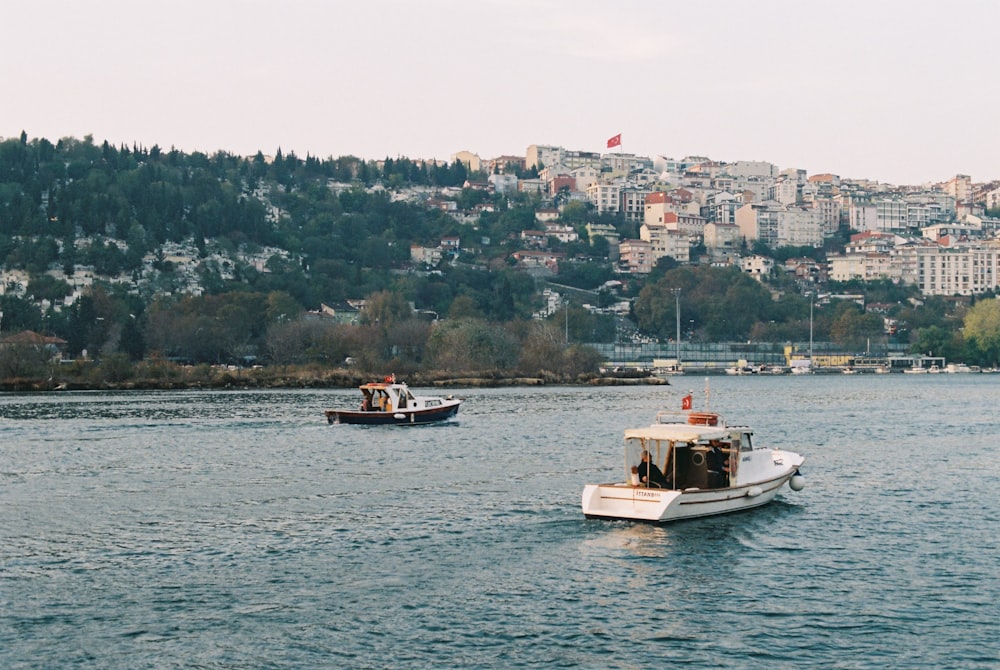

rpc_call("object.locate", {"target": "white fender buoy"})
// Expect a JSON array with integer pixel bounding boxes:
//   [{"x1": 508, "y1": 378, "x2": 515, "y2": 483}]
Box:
[
  {"x1": 746, "y1": 486, "x2": 763, "y2": 498},
  {"x1": 789, "y1": 472, "x2": 806, "y2": 491},
  {"x1": 393, "y1": 413, "x2": 406, "y2": 420}
]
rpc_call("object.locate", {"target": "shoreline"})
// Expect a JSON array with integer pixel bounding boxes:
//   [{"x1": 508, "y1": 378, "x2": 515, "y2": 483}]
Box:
[{"x1": 0, "y1": 371, "x2": 672, "y2": 393}]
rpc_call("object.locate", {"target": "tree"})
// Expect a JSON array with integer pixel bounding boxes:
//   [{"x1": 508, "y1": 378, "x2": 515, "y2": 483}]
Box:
[
  {"x1": 828, "y1": 303, "x2": 885, "y2": 350},
  {"x1": 963, "y1": 298, "x2": 1000, "y2": 366}
]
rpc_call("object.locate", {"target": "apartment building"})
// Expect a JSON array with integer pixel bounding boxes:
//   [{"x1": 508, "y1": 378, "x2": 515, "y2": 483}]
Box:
[
  {"x1": 703, "y1": 222, "x2": 741, "y2": 257},
  {"x1": 735, "y1": 201, "x2": 823, "y2": 248},
  {"x1": 618, "y1": 238, "x2": 654, "y2": 274},
  {"x1": 661, "y1": 211, "x2": 707, "y2": 238},
  {"x1": 620, "y1": 187, "x2": 653, "y2": 223},
  {"x1": 640, "y1": 223, "x2": 690, "y2": 263},
  {"x1": 585, "y1": 223, "x2": 620, "y2": 246},
  {"x1": 587, "y1": 182, "x2": 621, "y2": 215},
  {"x1": 903, "y1": 242, "x2": 1000, "y2": 296}
]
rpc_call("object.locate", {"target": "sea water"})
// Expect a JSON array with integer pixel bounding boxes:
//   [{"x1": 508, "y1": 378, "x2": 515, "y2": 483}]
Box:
[{"x1": 2, "y1": 376, "x2": 998, "y2": 669}]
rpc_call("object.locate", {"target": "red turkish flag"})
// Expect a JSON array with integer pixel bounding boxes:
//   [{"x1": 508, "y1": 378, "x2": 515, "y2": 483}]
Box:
[
  {"x1": 681, "y1": 394, "x2": 693, "y2": 410},
  {"x1": 606, "y1": 133, "x2": 621, "y2": 148}
]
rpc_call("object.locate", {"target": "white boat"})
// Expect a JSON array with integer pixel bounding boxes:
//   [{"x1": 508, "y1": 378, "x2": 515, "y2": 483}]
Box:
[
  {"x1": 945, "y1": 363, "x2": 973, "y2": 373},
  {"x1": 725, "y1": 360, "x2": 769, "y2": 375},
  {"x1": 325, "y1": 377, "x2": 461, "y2": 425},
  {"x1": 582, "y1": 401, "x2": 805, "y2": 524},
  {"x1": 790, "y1": 360, "x2": 813, "y2": 375}
]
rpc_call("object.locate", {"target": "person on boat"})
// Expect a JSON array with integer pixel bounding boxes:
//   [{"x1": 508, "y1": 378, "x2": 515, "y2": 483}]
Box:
[
  {"x1": 636, "y1": 450, "x2": 669, "y2": 488},
  {"x1": 707, "y1": 440, "x2": 730, "y2": 488}
]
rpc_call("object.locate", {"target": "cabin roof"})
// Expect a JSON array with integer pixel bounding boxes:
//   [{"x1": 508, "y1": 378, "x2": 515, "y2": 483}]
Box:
[{"x1": 624, "y1": 423, "x2": 730, "y2": 442}]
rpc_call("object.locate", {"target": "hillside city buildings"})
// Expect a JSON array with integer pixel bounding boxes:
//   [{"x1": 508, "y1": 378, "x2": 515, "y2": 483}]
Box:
[
  {"x1": 463, "y1": 146, "x2": 1000, "y2": 298},
  {"x1": 4, "y1": 143, "x2": 1000, "y2": 321}
]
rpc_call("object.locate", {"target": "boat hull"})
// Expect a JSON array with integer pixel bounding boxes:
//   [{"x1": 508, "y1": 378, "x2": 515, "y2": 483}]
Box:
[
  {"x1": 326, "y1": 402, "x2": 460, "y2": 425},
  {"x1": 582, "y1": 460, "x2": 801, "y2": 523}
]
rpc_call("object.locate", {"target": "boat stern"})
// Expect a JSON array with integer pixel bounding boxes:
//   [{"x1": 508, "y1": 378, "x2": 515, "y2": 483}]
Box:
[{"x1": 582, "y1": 483, "x2": 680, "y2": 522}]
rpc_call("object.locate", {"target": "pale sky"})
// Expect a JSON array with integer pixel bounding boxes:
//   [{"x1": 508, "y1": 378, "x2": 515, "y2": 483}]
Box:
[{"x1": 3, "y1": 0, "x2": 997, "y2": 186}]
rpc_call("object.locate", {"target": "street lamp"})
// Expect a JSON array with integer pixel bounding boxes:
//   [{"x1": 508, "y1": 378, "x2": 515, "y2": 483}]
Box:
[
  {"x1": 671, "y1": 288, "x2": 681, "y2": 367},
  {"x1": 809, "y1": 292, "x2": 814, "y2": 361}
]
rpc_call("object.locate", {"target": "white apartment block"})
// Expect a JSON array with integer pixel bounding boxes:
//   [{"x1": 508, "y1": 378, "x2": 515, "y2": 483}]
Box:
[
  {"x1": 538, "y1": 164, "x2": 570, "y2": 184},
  {"x1": 661, "y1": 212, "x2": 708, "y2": 238},
  {"x1": 771, "y1": 178, "x2": 802, "y2": 205},
  {"x1": 904, "y1": 243, "x2": 1000, "y2": 296},
  {"x1": 723, "y1": 161, "x2": 779, "y2": 179},
  {"x1": 640, "y1": 224, "x2": 690, "y2": 264},
  {"x1": 587, "y1": 182, "x2": 621, "y2": 215},
  {"x1": 525, "y1": 145, "x2": 601, "y2": 171},
  {"x1": 602, "y1": 153, "x2": 653, "y2": 179},
  {"x1": 828, "y1": 252, "x2": 893, "y2": 282},
  {"x1": 982, "y1": 186, "x2": 1000, "y2": 211},
  {"x1": 921, "y1": 223, "x2": 978, "y2": 241},
  {"x1": 875, "y1": 199, "x2": 908, "y2": 232},
  {"x1": 526, "y1": 145, "x2": 562, "y2": 170},
  {"x1": 832, "y1": 238, "x2": 1000, "y2": 295},
  {"x1": 965, "y1": 214, "x2": 1000, "y2": 237},
  {"x1": 781, "y1": 206, "x2": 824, "y2": 247},
  {"x1": 544, "y1": 224, "x2": 579, "y2": 243},
  {"x1": 732, "y1": 176, "x2": 773, "y2": 203},
  {"x1": 806, "y1": 196, "x2": 840, "y2": 235},
  {"x1": 560, "y1": 150, "x2": 603, "y2": 171},
  {"x1": 710, "y1": 175, "x2": 736, "y2": 193},
  {"x1": 904, "y1": 201, "x2": 946, "y2": 230},
  {"x1": 849, "y1": 203, "x2": 878, "y2": 232},
  {"x1": 705, "y1": 196, "x2": 741, "y2": 225},
  {"x1": 518, "y1": 178, "x2": 546, "y2": 195},
  {"x1": 735, "y1": 201, "x2": 823, "y2": 248},
  {"x1": 487, "y1": 173, "x2": 517, "y2": 195},
  {"x1": 572, "y1": 166, "x2": 600, "y2": 193}
]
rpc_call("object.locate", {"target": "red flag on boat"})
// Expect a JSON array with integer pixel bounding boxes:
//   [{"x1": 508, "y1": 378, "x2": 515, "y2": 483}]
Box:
[
  {"x1": 681, "y1": 394, "x2": 693, "y2": 410},
  {"x1": 606, "y1": 133, "x2": 621, "y2": 148}
]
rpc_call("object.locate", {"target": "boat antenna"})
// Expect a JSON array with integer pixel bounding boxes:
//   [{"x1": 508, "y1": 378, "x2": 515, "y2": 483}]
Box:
[{"x1": 704, "y1": 377, "x2": 711, "y2": 411}]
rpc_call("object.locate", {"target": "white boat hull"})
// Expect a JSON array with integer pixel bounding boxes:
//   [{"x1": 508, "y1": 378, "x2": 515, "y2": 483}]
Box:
[{"x1": 583, "y1": 449, "x2": 803, "y2": 523}]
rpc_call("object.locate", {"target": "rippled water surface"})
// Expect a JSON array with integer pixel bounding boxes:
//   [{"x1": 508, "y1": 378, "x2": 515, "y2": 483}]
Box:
[{"x1": 2, "y1": 376, "x2": 999, "y2": 668}]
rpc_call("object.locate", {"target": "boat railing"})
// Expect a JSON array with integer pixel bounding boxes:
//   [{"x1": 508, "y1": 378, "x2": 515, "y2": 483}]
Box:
[{"x1": 655, "y1": 409, "x2": 726, "y2": 427}]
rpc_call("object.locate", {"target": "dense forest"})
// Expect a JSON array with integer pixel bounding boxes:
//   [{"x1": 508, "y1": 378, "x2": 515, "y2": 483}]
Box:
[{"x1": 2, "y1": 131, "x2": 999, "y2": 385}]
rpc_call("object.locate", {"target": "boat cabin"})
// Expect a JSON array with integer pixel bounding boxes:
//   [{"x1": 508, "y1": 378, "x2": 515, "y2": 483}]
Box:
[
  {"x1": 359, "y1": 382, "x2": 415, "y2": 412},
  {"x1": 625, "y1": 413, "x2": 753, "y2": 491}
]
